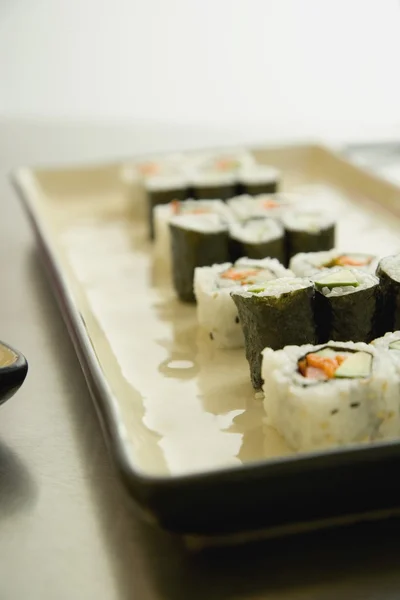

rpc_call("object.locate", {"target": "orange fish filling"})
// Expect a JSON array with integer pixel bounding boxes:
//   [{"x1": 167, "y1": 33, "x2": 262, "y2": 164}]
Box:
[
  {"x1": 171, "y1": 200, "x2": 210, "y2": 215},
  {"x1": 298, "y1": 353, "x2": 347, "y2": 379},
  {"x1": 262, "y1": 199, "x2": 279, "y2": 209},
  {"x1": 139, "y1": 162, "x2": 160, "y2": 176},
  {"x1": 215, "y1": 158, "x2": 239, "y2": 171},
  {"x1": 335, "y1": 255, "x2": 371, "y2": 267},
  {"x1": 171, "y1": 200, "x2": 180, "y2": 214},
  {"x1": 220, "y1": 268, "x2": 261, "y2": 285}
]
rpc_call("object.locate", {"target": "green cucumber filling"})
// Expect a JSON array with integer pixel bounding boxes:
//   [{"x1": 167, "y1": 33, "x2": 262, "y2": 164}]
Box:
[{"x1": 314, "y1": 269, "x2": 360, "y2": 290}]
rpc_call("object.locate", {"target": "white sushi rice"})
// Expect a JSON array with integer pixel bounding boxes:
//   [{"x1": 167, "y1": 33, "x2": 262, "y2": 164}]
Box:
[
  {"x1": 133, "y1": 153, "x2": 187, "y2": 180},
  {"x1": 371, "y1": 331, "x2": 400, "y2": 374},
  {"x1": 238, "y1": 276, "x2": 312, "y2": 299},
  {"x1": 235, "y1": 257, "x2": 292, "y2": 279},
  {"x1": 227, "y1": 194, "x2": 291, "y2": 221},
  {"x1": 262, "y1": 341, "x2": 400, "y2": 452},
  {"x1": 290, "y1": 250, "x2": 339, "y2": 276},
  {"x1": 229, "y1": 217, "x2": 284, "y2": 244},
  {"x1": 144, "y1": 172, "x2": 189, "y2": 192},
  {"x1": 194, "y1": 262, "x2": 243, "y2": 349},
  {"x1": 154, "y1": 204, "x2": 175, "y2": 258},
  {"x1": 312, "y1": 267, "x2": 379, "y2": 298},
  {"x1": 238, "y1": 164, "x2": 280, "y2": 186},
  {"x1": 194, "y1": 258, "x2": 291, "y2": 349},
  {"x1": 169, "y1": 212, "x2": 228, "y2": 234},
  {"x1": 290, "y1": 250, "x2": 377, "y2": 277},
  {"x1": 282, "y1": 210, "x2": 335, "y2": 233},
  {"x1": 377, "y1": 254, "x2": 400, "y2": 282},
  {"x1": 192, "y1": 149, "x2": 255, "y2": 173}
]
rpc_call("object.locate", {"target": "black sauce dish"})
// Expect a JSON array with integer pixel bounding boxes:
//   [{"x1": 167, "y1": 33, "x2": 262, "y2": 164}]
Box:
[{"x1": 0, "y1": 340, "x2": 28, "y2": 406}]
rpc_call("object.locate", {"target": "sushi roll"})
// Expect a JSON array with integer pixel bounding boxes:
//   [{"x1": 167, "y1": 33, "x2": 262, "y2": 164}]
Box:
[
  {"x1": 228, "y1": 217, "x2": 285, "y2": 263},
  {"x1": 371, "y1": 331, "x2": 400, "y2": 373},
  {"x1": 376, "y1": 254, "x2": 400, "y2": 334},
  {"x1": 312, "y1": 268, "x2": 380, "y2": 343},
  {"x1": 231, "y1": 277, "x2": 317, "y2": 388},
  {"x1": 227, "y1": 193, "x2": 292, "y2": 222},
  {"x1": 290, "y1": 250, "x2": 377, "y2": 277},
  {"x1": 153, "y1": 199, "x2": 232, "y2": 274},
  {"x1": 123, "y1": 153, "x2": 188, "y2": 221},
  {"x1": 262, "y1": 341, "x2": 399, "y2": 451},
  {"x1": 145, "y1": 173, "x2": 189, "y2": 239},
  {"x1": 194, "y1": 257, "x2": 292, "y2": 349},
  {"x1": 238, "y1": 165, "x2": 280, "y2": 196},
  {"x1": 282, "y1": 210, "x2": 335, "y2": 263},
  {"x1": 169, "y1": 213, "x2": 230, "y2": 303}
]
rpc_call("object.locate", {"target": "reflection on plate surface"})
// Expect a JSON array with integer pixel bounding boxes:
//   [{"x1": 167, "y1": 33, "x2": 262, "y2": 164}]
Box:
[{"x1": 57, "y1": 179, "x2": 400, "y2": 476}]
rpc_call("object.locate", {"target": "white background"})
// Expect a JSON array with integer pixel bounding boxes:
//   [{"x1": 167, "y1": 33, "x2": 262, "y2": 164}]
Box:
[{"x1": 1, "y1": 0, "x2": 400, "y2": 147}]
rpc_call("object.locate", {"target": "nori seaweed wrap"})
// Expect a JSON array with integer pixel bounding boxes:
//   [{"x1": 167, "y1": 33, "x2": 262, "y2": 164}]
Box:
[
  {"x1": 282, "y1": 211, "x2": 335, "y2": 264},
  {"x1": 238, "y1": 165, "x2": 280, "y2": 196},
  {"x1": 376, "y1": 254, "x2": 400, "y2": 334},
  {"x1": 190, "y1": 170, "x2": 237, "y2": 201},
  {"x1": 313, "y1": 268, "x2": 380, "y2": 343},
  {"x1": 231, "y1": 278, "x2": 317, "y2": 388},
  {"x1": 169, "y1": 213, "x2": 230, "y2": 303},
  {"x1": 228, "y1": 217, "x2": 285, "y2": 262},
  {"x1": 146, "y1": 173, "x2": 189, "y2": 239}
]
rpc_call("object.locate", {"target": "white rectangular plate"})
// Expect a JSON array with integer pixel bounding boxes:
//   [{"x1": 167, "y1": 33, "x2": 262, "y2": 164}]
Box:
[{"x1": 14, "y1": 143, "x2": 400, "y2": 535}]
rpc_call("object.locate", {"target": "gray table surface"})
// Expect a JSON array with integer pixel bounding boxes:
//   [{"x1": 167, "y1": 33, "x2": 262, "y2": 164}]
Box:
[{"x1": 1, "y1": 119, "x2": 400, "y2": 600}]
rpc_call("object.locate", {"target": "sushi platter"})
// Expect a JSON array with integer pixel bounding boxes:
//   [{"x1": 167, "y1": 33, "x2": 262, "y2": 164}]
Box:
[{"x1": 13, "y1": 143, "x2": 400, "y2": 536}]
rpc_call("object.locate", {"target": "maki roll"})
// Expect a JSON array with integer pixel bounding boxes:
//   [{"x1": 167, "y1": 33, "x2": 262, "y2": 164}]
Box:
[
  {"x1": 169, "y1": 213, "x2": 230, "y2": 302},
  {"x1": 123, "y1": 153, "x2": 187, "y2": 221},
  {"x1": 190, "y1": 170, "x2": 237, "y2": 201},
  {"x1": 282, "y1": 210, "x2": 335, "y2": 263},
  {"x1": 231, "y1": 277, "x2": 317, "y2": 388},
  {"x1": 145, "y1": 173, "x2": 189, "y2": 238},
  {"x1": 153, "y1": 199, "x2": 232, "y2": 274},
  {"x1": 262, "y1": 341, "x2": 399, "y2": 452},
  {"x1": 376, "y1": 254, "x2": 400, "y2": 334},
  {"x1": 194, "y1": 257, "x2": 292, "y2": 349},
  {"x1": 228, "y1": 217, "x2": 285, "y2": 263},
  {"x1": 238, "y1": 165, "x2": 280, "y2": 196},
  {"x1": 313, "y1": 268, "x2": 380, "y2": 343},
  {"x1": 227, "y1": 193, "x2": 292, "y2": 222},
  {"x1": 290, "y1": 250, "x2": 377, "y2": 277}
]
